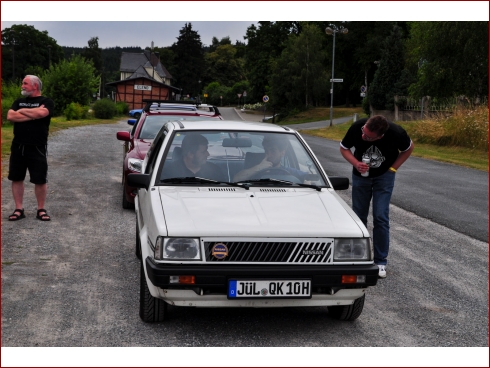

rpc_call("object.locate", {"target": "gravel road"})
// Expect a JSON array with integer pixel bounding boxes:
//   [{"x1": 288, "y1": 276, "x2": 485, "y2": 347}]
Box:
[{"x1": 2, "y1": 116, "x2": 488, "y2": 367}]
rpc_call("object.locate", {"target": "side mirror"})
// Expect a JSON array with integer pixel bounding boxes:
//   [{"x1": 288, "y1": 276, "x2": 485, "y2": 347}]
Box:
[
  {"x1": 127, "y1": 119, "x2": 137, "y2": 125},
  {"x1": 127, "y1": 173, "x2": 151, "y2": 190},
  {"x1": 328, "y1": 176, "x2": 349, "y2": 190},
  {"x1": 116, "y1": 131, "x2": 131, "y2": 142}
]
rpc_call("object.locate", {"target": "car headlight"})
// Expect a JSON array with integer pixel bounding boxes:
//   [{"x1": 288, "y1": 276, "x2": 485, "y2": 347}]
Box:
[
  {"x1": 154, "y1": 237, "x2": 201, "y2": 261},
  {"x1": 334, "y1": 238, "x2": 371, "y2": 261},
  {"x1": 128, "y1": 158, "x2": 143, "y2": 173}
]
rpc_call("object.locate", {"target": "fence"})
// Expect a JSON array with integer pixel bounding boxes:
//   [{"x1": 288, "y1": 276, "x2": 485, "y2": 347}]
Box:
[{"x1": 370, "y1": 96, "x2": 488, "y2": 122}]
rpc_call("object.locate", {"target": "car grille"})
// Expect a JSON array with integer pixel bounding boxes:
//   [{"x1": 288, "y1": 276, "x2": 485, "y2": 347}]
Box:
[{"x1": 204, "y1": 240, "x2": 333, "y2": 264}]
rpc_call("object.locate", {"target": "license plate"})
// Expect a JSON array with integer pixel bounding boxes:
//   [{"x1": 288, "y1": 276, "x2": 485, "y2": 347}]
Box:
[{"x1": 228, "y1": 279, "x2": 311, "y2": 299}]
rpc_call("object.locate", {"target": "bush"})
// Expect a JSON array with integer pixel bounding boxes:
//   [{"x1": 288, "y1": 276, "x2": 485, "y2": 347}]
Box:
[
  {"x1": 63, "y1": 102, "x2": 88, "y2": 121},
  {"x1": 92, "y1": 98, "x2": 117, "y2": 119},
  {"x1": 410, "y1": 104, "x2": 488, "y2": 151},
  {"x1": 2, "y1": 79, "x2": 21, "y2": 123},
  {"x1": 243, "y1": 102, "x2": 263, "y2": 110},
  {"x1": 2, "y1": 97, "x2": 15, "y2": 123},
  {"x1": 115, "y1": 101, "x2": 129, "y2": 115}
]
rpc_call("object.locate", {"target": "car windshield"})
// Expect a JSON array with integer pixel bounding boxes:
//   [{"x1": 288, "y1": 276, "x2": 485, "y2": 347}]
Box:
[
  {"x1": 138, "y1": 115, "x2": 218, "y2": 139},
  {"x1": 158, "y1": 130, "x2": 327, "y2": 187}
]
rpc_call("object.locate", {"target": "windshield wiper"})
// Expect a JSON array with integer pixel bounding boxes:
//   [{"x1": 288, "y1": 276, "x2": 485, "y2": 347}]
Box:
[
  {"x1": 236, "y1": 178, "x2": 322, "y2": 191},
  {"x1": 161, "y1": 177, "x2": 249, "y2": 190}
]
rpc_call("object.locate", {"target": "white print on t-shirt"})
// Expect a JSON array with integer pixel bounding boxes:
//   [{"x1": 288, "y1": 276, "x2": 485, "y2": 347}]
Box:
[
  {"x1": 19, "y1": 102, "x2": 41, "y2": 107},
  {"x1": 362, "y1": 145, "x2": 385, "y2": 168}
]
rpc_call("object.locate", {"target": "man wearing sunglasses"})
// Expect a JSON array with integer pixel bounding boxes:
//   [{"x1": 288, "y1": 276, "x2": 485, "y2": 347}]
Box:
[{"x1": 340, "y1": 115, "x2": 414, "y2": 278}]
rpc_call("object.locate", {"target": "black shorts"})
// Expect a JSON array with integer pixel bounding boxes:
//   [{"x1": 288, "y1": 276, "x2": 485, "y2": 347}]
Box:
[{"x1": 8, "y1": 143, "x2": 48, "y2": 185}]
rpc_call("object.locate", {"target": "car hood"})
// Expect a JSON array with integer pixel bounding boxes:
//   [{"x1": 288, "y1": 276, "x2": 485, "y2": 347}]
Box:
[{"x1": 159, "y1": 187, "x2": 366, "y2": 238}]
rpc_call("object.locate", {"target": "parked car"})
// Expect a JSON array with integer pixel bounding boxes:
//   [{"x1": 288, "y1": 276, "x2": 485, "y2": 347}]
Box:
[
  {"x1": 127, "y1": 120, "x2": 379, "y2": 323},
  {"x1": 117, "y1": 100, "x2": 223, "y2": 209},
  {"x1": 129, "y1": 108, "x2": 143, "y2": 119}
]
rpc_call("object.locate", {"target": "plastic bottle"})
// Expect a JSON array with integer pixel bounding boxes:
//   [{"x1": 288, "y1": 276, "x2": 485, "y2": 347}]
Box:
[{"x1": 361, "y1": 157, "x2": 370, "y2": 177}]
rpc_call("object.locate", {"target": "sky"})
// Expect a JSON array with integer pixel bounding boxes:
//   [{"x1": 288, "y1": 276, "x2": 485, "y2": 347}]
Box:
[
  {"x1": 2, "y1": 1, "x2": 488, "y2": 49},
  {"x1": 0, "y1": 21, "x2": 257, "y2": 49}
]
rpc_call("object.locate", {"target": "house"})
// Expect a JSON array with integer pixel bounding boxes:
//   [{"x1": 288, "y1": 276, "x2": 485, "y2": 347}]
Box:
[{"x1": 106, "y1": 50, "x2": 181, "y2": 110}]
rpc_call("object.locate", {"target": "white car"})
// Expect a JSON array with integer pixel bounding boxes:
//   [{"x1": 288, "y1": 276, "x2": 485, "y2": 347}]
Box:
[{"x1": 128, "y1": 120, "x2": 379, "y2": 323}]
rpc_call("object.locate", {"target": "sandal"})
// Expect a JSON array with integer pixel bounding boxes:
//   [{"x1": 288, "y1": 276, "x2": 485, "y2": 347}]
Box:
[
  {"x1": 9, "y1": 208, "x2": 25, "y2": 221},
  {"x1": 36, "y1": 209, "x2": 51, "y2": 221}
]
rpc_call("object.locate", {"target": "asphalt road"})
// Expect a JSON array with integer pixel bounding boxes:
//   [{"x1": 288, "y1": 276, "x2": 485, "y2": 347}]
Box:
[{"x1": 1, "y1": 111, "x2": 488, "y2": 366}]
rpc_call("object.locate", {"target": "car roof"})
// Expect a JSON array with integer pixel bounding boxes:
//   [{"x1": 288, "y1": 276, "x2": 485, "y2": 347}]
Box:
[{"x1": 167, "y1": 120, "x2": 295, "y2": 133}]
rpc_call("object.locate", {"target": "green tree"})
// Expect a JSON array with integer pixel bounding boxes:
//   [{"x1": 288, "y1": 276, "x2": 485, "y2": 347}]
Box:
[
  {"x1": 1, "y1": 24, "x2": 63, "y2": 81},
  {"x1": 209, "y1": 36, "x2": 232, "y2": 53},
  {"x1": 270, "y1": 23, "x2": 328, "y2": 109},
  {"x1": 368, "y1": 25, "x2": 406, "y2": 110},
  {"x1": 244, "y1": 22, "x2": 301, "y2": 102},
  {"x1": 204, "y1": 81, "x2": 231, "y2": 106},
  {"x1": 42, "y1": 54, "x2": 99, "y2": 115},
  {"x1": 228, "y1": 80, "x2": 250, "y2": 106},
  {"x1": 171, "y1": 23, "x2": 205, "y2": 97},
  {"x1": 83, "y1": 37, "x2": 106, "y2": 97},
  {"x1": 406, "y1": 21, "x2": 488, "y2": 99},
  {"x1": 205, "y1": 44, "x2": 245, "y2": 87},
  {"x1": 82, "y1": 37, "x2": 103, "y2": 73}
]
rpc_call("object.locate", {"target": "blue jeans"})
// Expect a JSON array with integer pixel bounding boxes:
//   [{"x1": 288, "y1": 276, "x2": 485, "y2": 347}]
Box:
[{"x1": 352, "y1": 171, "x2": 396, "y2": 266}]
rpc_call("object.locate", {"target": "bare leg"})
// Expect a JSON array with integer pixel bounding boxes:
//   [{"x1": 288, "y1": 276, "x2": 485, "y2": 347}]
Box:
[
  {"x1": 34, "y1": 183, "x2": 47, "y2": 210},
  {"x1": 9, "y1": 181, "x2": 25, "y2": 220},
  {"x1": 11, "y1": 181, "x2": 25, "y2": 209}
]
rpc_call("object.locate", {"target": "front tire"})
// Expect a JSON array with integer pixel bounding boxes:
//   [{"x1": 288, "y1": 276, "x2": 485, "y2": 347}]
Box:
[
  {"x1": 139, "y1": 262, "x2": 166, "y2": 322},
  {"x1": 122, "y1": 177, "x2": 135, "y2": 209},
  {"x1": 327, "y1": 294, "x2": 365, "y2": 321}
]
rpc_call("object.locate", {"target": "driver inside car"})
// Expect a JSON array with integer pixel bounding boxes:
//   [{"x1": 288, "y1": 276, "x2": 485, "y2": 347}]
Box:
[{"x1": 233, "y1": 135, "x2": 308, "y2": 182}]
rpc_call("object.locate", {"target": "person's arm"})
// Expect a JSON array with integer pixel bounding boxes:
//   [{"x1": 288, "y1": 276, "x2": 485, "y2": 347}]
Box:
[
  {"x1": 233, "y1": 158, "x2": 273, "y2": 182},
  {"x1": 7, "y1": 105, "x2": 49, "y2": 123},
  {"x1": 391, "y1": 141, "x2": 414, "y2": 170},
  {"x1": 7, "y1": 109, "x2": 33, "y2": 123},
  {"x1": 18, "y1": 105, "x2": 49, "y2": 120},
  {"x1": 340, "y1": 145, "x2": 368, "y2": 174}
]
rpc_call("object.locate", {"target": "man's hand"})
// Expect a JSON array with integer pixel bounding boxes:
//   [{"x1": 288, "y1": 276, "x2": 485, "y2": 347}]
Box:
[
  {"x1": 253, "y1": 158, "x2": 273, "y2": 173},
  {"x1": 356, "y1": 161, "x2": 369, "y2": 174}
]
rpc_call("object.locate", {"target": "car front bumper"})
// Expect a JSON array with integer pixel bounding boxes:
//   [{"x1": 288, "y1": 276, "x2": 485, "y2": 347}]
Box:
[{"x1": 145, "y1": 258, "x2": 378, "y2": 307}]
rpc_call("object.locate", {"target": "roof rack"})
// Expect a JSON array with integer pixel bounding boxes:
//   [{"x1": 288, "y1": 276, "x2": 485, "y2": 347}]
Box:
[{"x1": 142, "y1": 99, "x2": 220, "y2": 116}]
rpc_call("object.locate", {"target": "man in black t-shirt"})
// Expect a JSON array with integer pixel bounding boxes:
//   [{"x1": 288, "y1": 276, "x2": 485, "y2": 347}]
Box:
[
  {"x1": 7, "y1": 75, "x2": 54, "y2": 222},
  {"x1": 340, "y1": 115, "x2": 414, "y2": 278}
]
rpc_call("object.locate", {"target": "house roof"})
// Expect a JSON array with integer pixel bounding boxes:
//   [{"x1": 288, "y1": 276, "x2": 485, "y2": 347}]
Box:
[{"x1": 119, "y1": 50, "x2": 173, "y2": 80}]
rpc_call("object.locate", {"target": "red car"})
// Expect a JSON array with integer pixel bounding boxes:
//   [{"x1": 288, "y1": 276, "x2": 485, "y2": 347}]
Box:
[{"x1": 116, "y1": 100, "x2": 223, "y2": 208}]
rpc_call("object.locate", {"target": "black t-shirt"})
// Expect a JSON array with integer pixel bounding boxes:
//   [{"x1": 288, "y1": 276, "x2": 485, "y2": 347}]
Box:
[
  {"x1": 340, "y1": 118, "x2": 412, "y2": 178},
  {"x1": 10, "y1": 96, "x2": 54, "y2": 146}
]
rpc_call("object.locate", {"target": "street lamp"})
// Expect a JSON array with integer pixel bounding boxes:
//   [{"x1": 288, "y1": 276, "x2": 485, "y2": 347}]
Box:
[{"x1": 325, "y1": 25, "x2": 348, "y2": 126}]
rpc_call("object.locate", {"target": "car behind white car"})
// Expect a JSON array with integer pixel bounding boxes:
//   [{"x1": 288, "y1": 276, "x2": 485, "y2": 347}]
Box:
[{"x1": 128, "y1": 120, "x2": 378, "y2": 322}]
